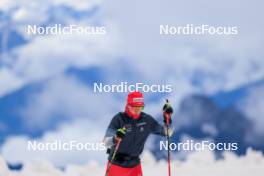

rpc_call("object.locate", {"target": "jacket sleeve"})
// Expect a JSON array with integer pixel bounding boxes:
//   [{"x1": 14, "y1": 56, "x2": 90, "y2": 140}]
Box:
[
  {"x1": 150, "y1": 116, "x2": 166, "y2": 136},
  {"x1": 103, "y1": 113, "x2": 121, "y2": 147}
]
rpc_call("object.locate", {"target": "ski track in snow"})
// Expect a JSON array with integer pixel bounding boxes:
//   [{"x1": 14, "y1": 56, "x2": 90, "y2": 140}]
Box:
[{"x1": 0, "y1": 148, "x2": 263, "y2": 176}]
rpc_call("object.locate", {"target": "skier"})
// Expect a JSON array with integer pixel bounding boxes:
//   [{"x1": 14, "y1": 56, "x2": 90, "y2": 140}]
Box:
[{"x1": 103, "y1": 91, "x2": 173, "y2": 176}]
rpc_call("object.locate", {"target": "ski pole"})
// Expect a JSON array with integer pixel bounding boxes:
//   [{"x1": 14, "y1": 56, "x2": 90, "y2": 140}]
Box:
[
  {"x1": 105, "y1": 137, "x2": 122, "y2": 176},
  {"x1": 163, "y1": 99, "x2": 172, "y2": 176},
  {"x1": 166, "y1": 118, "x2": 171, "y2": 176}
]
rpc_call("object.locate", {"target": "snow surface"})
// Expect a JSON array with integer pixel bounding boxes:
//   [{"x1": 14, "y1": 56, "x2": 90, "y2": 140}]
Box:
[{"x1": 0, "y1": 148, "x2": 263, "y2": 176}]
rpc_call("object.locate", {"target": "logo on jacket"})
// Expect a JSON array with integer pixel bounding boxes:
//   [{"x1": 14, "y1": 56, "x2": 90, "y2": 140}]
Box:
[
  {"x1": 124, "y1": 124, "x2": 132, "y2": 132},
  {"x1": 136, "y1": 122, "x2": 147, "y2": 126},
  {"x1": 139, "y1": 126, "x2": 144, "y2": 132}
]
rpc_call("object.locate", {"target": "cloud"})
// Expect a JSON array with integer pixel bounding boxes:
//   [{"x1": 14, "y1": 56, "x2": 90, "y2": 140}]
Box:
[
  {"x1": 1, "y1": 118, "x2": 108, "y2": 167},
  {"x1": 0, "y1": 68, "x2": 24, "y2": 96},
  {"x1": 0, "y1": 0, "x2": 101, "y2": 12},
  {"x1": 0, "y1": 0, "x2": 118, "y2": 97},
  {"x1": 14, "y1": 33, "x2": 116, "y2": 78},
  {"x1": 1, "y1": 148, "x2": 264, "y2": 176},
  {"x1": 1, "y1": 0, "x2": 264, "y2": 101},
  {"x1": 238, "y1": 84, "x2": 264, "y2": 145},
  {"x1": 19, "y1": 74, "x2": 120, "y2": 130},
  {"x1": 99, "y1": 0, "x2": 264, "y2": 94},
  {"x1": 0, "y1": 21, "x2": 119, "y2": 97}
]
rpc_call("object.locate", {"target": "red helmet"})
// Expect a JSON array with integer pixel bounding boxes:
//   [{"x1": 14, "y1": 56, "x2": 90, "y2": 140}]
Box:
[{"x1": 127, "y1": 91, "x2": 144, "y2": 107}]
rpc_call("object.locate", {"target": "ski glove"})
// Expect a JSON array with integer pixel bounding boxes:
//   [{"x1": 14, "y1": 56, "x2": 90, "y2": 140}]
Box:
[
  {"x1": 116, "y1": 127, "x2": 127, "y2": 139},
  {"x1": 163, "y1": 100, "x2": 173, "y2": 125},
  {"x1": 163, "y1": 100, "x2": 173, "y2": 114}
]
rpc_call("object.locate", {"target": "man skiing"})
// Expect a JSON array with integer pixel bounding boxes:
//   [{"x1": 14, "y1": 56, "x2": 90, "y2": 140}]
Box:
[{"x1": 103, "y1": 91, "x2": 173, "y2": 176}]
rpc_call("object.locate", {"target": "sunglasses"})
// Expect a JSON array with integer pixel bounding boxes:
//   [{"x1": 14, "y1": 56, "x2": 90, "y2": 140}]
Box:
[{"x1": 131, "y1": 106, "x2": 145, "y2": 110}]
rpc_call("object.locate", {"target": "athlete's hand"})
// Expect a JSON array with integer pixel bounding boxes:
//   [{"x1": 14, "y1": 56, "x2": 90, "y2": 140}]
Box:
[
  {"x1": 116, "y1": 127, "x2": 127, "y2": 139},
  {"x1": 163, "y1": 100, "x2": 173, "y2": 125}
]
